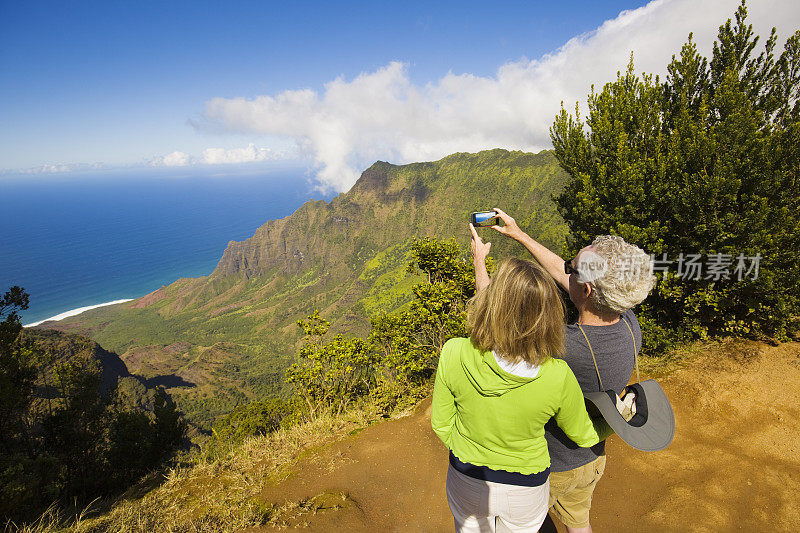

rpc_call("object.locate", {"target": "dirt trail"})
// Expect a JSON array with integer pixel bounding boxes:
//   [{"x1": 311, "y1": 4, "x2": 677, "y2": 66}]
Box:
[{"x1": 246, "y1": 341, "x2": 800, "y2": 532}]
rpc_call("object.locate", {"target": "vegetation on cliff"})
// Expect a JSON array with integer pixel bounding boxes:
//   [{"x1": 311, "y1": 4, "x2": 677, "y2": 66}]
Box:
[{"x1": 48, "y1": 149, "x2": 569, "y2": 428}]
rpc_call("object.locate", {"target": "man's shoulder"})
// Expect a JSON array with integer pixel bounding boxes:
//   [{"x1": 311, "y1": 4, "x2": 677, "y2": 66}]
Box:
[
  {"x1": 562, "y1": 310, "x2": 640, "y2": 365},
  {"x1": 564, "y1": 323, "x2": 590, "y2": 351},
  {"x1": 565, "y1": 309, "x2": 639, "y2": 335},
  {"x1": 621, "y1": 308, "x2": 638, "y2": 324},
  {"x1": 620, "y1": 309, "x2": 643, "y2": 348}
]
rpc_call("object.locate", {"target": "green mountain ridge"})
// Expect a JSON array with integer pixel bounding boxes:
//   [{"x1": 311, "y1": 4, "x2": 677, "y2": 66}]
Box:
[
  {"x1": 20, "y1": 328, "x2": 182, "y2": 419},
  {"x1": 21, "y1": 328, "x2": 131, "y2": 396},
  {"x1": 41, "y1": 148, "x2": 570, "y2": 428}
]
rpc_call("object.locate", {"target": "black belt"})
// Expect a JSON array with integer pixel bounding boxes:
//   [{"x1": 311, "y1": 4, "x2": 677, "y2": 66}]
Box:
[{"x1": 449, "y1": 451, "x2": 550, "y2": 487}]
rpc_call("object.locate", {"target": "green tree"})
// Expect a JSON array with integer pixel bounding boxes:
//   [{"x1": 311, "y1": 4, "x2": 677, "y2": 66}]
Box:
[
  {"x1": 370, "y1": 237, "x2": 481, "y2": 382},
  {"x1": 0, "y1": 288, "x2": 38, "y2": 453},
  {"x1": 368, "y1": 237, "x2": 485, "y2": 413},
  {"x1": 550, "y1": 1, "x2": 800, "y2": 350},
  {"x1": 0, "y1": 287, "x2": 45, "y2": 519},
  {"x1": 0, "y1": 287, "x2": 188, "y2": 524},
  {"x1": 211, "y1": 397, "x2": 290, "y2": 445},
  {"x1": 107, "y1": 388, "x2": 186, "y2": 486},
  {"x1": 286, "y1": 311, "x2": 378, "y2": 419}
]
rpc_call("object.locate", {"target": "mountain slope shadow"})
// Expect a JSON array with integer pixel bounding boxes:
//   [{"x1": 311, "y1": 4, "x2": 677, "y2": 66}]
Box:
[{"x1": 145, "y1": 374, "x2": 196, "y2": 388}]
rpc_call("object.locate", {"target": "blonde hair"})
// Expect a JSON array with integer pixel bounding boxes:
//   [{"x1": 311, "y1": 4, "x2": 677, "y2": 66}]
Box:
[
  {"x1": 588, "y1": 235, "x2": 656, "y2": 315},
  {"x1": 468, "y1": 258, "x2": 565, "y2": 366}
]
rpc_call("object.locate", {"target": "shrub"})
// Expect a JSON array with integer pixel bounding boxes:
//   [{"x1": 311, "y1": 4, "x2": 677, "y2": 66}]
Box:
[{"x1": 550, "y1": 2, "x2": 800, "y2": 350}]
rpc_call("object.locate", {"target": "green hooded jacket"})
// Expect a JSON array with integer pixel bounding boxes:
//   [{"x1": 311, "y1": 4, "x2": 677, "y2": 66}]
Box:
[{"x1": 431, "y1": 337, "x2": 604, "y2": 475}]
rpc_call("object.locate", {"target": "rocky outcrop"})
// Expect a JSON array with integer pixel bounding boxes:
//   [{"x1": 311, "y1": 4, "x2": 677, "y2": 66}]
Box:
[
  {"x1": 210, "y1": 162, "x2": 403, "y2": 280},
  {"x1": 21, "y1": 328, "x2": 131, "y2": 396}
]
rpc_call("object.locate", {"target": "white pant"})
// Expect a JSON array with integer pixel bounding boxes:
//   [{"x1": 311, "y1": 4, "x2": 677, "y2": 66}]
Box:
[{"x1": 446, "y1": 464, "x2": 549, "y2": 532}]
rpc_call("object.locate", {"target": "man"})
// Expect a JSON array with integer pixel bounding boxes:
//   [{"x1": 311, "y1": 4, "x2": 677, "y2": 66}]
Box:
[{"x1": 474, "y1": 208, "x2": 655, "y2": 533}]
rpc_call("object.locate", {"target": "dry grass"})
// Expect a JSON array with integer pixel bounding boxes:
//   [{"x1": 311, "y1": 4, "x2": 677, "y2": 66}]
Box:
[
  {"x1": 3, "y1": 501, "x2": 94, "y2": 533},
  {"x1": 14, "y1": 404, "x2": 379, "y2": 533},
  {"x1": 637, "y1": 337, "x2": 764, "y2": 379},
  {"x1": 14, "y1": 339, "x2": 767, "y2": 532}
]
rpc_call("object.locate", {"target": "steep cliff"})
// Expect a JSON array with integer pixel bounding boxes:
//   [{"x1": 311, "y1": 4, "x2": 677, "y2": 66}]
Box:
[{"x1": 48, "y1": 149, "x2": 570, "y2": 427}]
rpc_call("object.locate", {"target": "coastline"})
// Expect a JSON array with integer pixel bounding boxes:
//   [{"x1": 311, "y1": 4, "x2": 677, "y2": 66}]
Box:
[
  {"x1": 24, "y1": 299, "x2": 134, "y2": 328},
  {"x1": 3, "y1": 168, "x2": 317, "y2": 335}
]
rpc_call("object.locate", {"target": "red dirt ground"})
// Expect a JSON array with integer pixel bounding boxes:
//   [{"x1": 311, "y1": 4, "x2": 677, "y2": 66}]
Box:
[{"x1": 245, "y1": 341, "x2": 800, "y2": 532}]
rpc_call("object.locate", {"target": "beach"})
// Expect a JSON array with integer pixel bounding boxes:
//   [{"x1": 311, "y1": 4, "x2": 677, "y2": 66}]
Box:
[
  {"x1": 24, "y1": 299, "x2": 134, "y2": 328},
  {"x1": 1, "y1": 166, "x2": 320, "y2": 326}
]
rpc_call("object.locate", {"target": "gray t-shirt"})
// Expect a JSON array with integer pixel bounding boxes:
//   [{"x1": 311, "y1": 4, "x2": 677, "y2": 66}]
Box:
[{"x1": 545, "y1": 309, "x2": 641, "y2": 472}]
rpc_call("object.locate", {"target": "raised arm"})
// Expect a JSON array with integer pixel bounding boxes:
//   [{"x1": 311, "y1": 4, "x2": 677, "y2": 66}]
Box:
[
  {"x1": 491, "y1": 207, "x2": 570, "y2": 291},
  {"x1": 469, "y1": 223, "x2": 491, "y2": 292}
]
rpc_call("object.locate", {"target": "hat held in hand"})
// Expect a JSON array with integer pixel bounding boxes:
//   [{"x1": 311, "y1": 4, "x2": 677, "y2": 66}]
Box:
[
  {"x1": 577, "y1": 315, "x2": 675, "y2": 452},
  {"x1": 585, "y1": 380, "x2": 675, "y2": 452}
]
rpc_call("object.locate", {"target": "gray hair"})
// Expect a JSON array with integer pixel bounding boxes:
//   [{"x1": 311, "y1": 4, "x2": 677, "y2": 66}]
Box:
[{"x1": 587, "y1": 235, "x2": 655, "y2": 315}]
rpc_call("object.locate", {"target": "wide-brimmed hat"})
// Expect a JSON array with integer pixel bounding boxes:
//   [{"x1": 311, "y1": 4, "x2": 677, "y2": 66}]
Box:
[{"x1": 584, "y1": 379, "x2": 675, "y2": 452}]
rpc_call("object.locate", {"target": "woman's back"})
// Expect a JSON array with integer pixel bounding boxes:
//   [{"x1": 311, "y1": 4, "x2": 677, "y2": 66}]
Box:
[
  {"x1": 432, "y1": 255, "x2": 604, "y2": 531},
  {"x1": 432, "y1": 337, "x2": 599, "y2": 475}
]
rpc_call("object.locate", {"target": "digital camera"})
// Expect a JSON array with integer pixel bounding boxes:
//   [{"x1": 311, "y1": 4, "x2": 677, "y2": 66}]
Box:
[{"x1": 470, "y1": 211, "x2": 500, "y2": 227}]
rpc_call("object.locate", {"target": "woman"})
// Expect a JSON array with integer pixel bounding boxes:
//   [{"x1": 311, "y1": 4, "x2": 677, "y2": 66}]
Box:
[{"x1": 431, "y1": 227, "x2": 604, "y2": 532}]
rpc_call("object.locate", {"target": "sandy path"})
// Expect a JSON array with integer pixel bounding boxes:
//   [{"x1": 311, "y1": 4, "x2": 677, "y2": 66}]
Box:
[{"x1": 246, "y1": 341, "x2": 800, "y2": 532}]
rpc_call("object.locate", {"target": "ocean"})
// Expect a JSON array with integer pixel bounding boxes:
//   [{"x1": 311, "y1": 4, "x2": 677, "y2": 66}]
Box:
[{"x1": 0, "y1": 164, "x2": 330, "y2": 325}]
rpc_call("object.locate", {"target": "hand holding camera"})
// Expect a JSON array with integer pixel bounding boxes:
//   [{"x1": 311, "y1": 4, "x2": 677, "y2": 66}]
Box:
[
  {"x1": 470, "y1": 210, "x2": 501, "y2": 227},
  {"x1": 488, "y1": 207, "x2": 524, "y2": 242},
  {"x1": 469, "y1": 223, "x2": 492, "y2": 263},
  {"x1": 469, "y1": 223, "x2": 492, "y2": 291},
  {"x1": 470, "y1": 207, "x2": 524, "y2": 241}
]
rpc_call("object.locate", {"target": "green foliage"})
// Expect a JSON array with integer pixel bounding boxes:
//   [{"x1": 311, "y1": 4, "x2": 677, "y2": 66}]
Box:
[
  {"x1": 211, "y1": 398, "x2": 292, "y2": 445},
  {"x1": 0, "y1": 286, "x2": 29, "y2": 347},
  {"x1": 0, "y1": 287, "x2": 38, "y2": 458},
  {"x1": 0, "y1": 287, "x2": 188, "y2": 524},
  {"x1": 550, "y1": 1, "x2": 800, "y2": 350},
  {"x1": 371, "y1": 237, "x2": 481, "y2": 382},
  {"x1": 408, "y1": 237, "x2": 466, "y2": 284},
  {"x1": 286, "y1": 311, "x2": 379, "y2": 419},
  {"x1": 286, "y1": 237, "x2": 481, "y2": 418}
]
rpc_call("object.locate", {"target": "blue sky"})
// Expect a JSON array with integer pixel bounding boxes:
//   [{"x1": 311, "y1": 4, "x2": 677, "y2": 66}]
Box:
[
  {"x1": 0, "y1": 1, "x2": 649, "y2": 170},
  {"x1": 1, "y1": 0, "x2": 797, "y2": 189}
]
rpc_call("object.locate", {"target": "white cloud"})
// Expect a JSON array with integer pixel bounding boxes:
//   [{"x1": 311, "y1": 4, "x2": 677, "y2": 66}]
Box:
[
  {"x1": 197, "y1": 0, "x2": 800, "y2": 193},
  {"x1": 147, "y1": 143, "x2": 297, "y2": 168},
  {"x1": 160, "y1": 151, "x2": 193, "y2": 167},
  {"x1": 201, "y1": 143, "x2": 285, "y2": 165},
  {"x1": 0, "y1": 161, "x2": 108, "y2": 175},
  {"x1": 3, "y1": 144, "x2": 297, "y2": 176}
]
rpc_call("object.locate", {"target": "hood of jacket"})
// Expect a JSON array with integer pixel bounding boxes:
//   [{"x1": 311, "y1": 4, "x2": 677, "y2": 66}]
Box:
[{"x1": 460, "y1": 341, "x2": 541, "y2": 397}]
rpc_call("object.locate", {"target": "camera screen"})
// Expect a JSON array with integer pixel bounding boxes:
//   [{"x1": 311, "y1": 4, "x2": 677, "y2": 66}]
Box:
[
  {"x1": 474, "y1": 212, "x2": 496, "y2": 224},
  {"x1": 472, "y1": 211, "x2": 499, "y2": 227}
]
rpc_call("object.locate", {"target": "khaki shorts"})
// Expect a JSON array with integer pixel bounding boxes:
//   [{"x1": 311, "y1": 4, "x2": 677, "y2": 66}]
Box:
[{"x1": 548, "y1": 455, "x2": 606, "y2": 529}]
